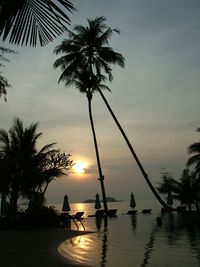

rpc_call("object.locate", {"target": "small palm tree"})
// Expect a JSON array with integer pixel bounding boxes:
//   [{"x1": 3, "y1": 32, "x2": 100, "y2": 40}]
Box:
[
  {"x1": 158, "y1": 169, "x2": 200, "y2": 211},
  {"x1": 0, "y1": 118, "x2": 72, "y2": 215},
  {"x1": 187, "y1": 128, "x2": 200, "y2": 173},
  {"x1": 0, "y1": 0, "x2": 75, "y2": 46}
]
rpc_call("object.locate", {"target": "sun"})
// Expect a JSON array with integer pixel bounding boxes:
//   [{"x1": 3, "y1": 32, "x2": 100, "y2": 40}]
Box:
[{"x1": 73, "y1": 161, "x2": 86, "y2": 174}]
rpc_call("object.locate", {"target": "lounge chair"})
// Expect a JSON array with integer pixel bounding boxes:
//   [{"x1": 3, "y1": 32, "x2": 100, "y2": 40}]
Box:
[
  {"x1": 127, "y1": 210, "x2": 137, "y2": 214},
  {"x1": 71, "y1": 211, "x2": 84, "y2": 220},
  {"x1": 88, "y1": 209, "x2": 105, "y2": 217},
  {"x1": 108, "y1": 209, "x2": 117, "y2": 217},
  {"x1": 141, "y1": 209, "x2": 152, "y2": 214},
  {"x1": 66, "y1": 211, "x2": 85, "y2": 230}
]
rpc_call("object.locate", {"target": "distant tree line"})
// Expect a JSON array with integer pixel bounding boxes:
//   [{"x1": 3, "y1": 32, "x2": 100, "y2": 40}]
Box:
[
  {"x1": 158, "y1": 128, "x2": 200, "y2": 211},
  {"x1": 0, "y1": 118, "x2": 73, "y2": 217}
]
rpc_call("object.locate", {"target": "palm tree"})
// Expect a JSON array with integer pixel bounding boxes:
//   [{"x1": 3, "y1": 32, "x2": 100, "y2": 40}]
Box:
[
  {"x1": 187, "y1": 128, "x2": 200, "y2": 173},
  {"x1": 53, "y1": 16, "x2": 173, "y2": 211},
  {"x1": 97, "y1": 89, "x2": 174, "y2": 210},
  {"x1": 158, "y1": 169, "x2": 200, "y2": 211},
  {"x1": 0, "y1": 0, "x2": 75, "y2": 46},
  {"x1": 53, "y1": 17, "x2": 124, "y2": 81},
  {"x1": 0, "y1": 118, "x2": 72, "y2": 215},
  {"x1": 61, "y1": 69, "x2": 110, "y2": 212},
  {"x1": 53, "y1": 17, "x2": 124, "y2": 213}
]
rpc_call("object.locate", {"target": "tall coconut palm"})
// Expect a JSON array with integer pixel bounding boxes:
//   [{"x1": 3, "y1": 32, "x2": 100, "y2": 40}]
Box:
[
  {"x1": 53, "y1": 17, "x2": 125, "y2": 81},
  {"x1": 54, "y1": 17, "x2": 124, "y2": 213},
  {"x1": 0, "y1": 0, "x2": 75, "y2": 46},
  {"x1": 61, "y1": 69, "x2": 110, "y2": 213},
  {"x1": 187, "y1": 128, "x2": 200, "y2": 173},
  {"x1": 53, "y1": 16, "x2": 173, "y2": 210}
]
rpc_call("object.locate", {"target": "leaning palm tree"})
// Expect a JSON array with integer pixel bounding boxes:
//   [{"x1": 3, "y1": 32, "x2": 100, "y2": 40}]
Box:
[
  {"x1": 0, "y1": 0, "x2": 75, "y2": 46},
  {"x1": 97, "y1": 88, "x2": 174, "y2": 210},
  {"x1": 187, "y1": 128, "x2": 200, "y2": 173},
  {"x1": 53, "y1": 16, "x2": 173, "y2": 210}
]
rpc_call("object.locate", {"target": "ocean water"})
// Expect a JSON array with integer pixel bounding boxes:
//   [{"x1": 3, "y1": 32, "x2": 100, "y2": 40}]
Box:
[{"x1": 55, "y1": 201, "x2": 200, "y2": 267}]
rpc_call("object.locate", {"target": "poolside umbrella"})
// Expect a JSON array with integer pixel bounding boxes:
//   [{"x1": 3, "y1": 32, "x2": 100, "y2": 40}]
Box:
[
  {"x1": 1, "y1": 192, "x2": 7, "y2": 217},
  {"x1": 167, "y1": 192, "x2": 174, "y2": 206},
  {"x1": 95, "y1": 193, "x2": 101, "y2": 210},
  {"x1": 130, "y1": 193, "x2": 136, "y2": 209},
  {"x1": 62, "y1": 195, "x2": 70, "y2": 212}
]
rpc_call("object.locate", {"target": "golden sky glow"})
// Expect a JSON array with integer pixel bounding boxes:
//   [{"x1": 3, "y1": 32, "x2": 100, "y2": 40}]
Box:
[{"x1": 1, "y1": 0, "x2": 200, "y2": 204}]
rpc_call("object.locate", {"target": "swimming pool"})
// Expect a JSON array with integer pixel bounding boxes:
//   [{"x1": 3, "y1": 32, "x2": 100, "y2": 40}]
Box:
[{"x1": 58, "y1": 211, "x2": 200, "y2": 267}]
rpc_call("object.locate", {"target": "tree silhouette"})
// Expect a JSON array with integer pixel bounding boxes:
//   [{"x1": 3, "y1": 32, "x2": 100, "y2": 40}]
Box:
[
  {"x1": 0, "y1": 0, "x2": 75, "y2": 46},
  {"x1": 53, "y1": 17, "x2": 124, "y2": 213},
  {"x1": 158, "y1": 169, "x2": 200, "y2": 211},
  {"x1": 187, "y1": 128, "x2": 200, "y2": 174},
  {"x1": 0, "y1": 46, "x2": 16, "y2": 101},
  {"x1": 53, "y1": 16, "x2": 173, "y2": 210},
  {"x1": 0, "y1": 118, "x2": 72, "y2": 215}
]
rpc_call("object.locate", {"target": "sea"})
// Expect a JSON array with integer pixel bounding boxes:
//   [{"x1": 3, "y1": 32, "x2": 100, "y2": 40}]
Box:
[{"x1": 52, "y1": 200, "x2": 200, "y2": 267}]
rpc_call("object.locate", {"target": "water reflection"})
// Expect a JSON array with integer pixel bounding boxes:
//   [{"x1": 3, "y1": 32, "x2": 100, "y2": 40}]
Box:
[
  {"x1": 95, "y1": 216, "x2": 109, "y2": 267},
  {"x1": 130, "y1": 214, "x2": 137, "y2": 230},
  {"x1": 59, "y1": 211, "x2": 200, "y2": 267},
  {"x1": 140, "y1": 212, "x2": 200, "y2": 267},
  {"x1": 140, "y1": 224, "x2": 158, "y2": 267}
]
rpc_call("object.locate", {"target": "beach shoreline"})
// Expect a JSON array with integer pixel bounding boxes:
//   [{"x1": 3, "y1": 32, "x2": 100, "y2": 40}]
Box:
[{"x1": 0, "y1": 228, "x2": 92, "y2": 267}]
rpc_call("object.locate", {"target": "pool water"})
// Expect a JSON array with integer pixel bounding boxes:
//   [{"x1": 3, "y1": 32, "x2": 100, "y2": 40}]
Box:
[{"x1": 58, "y1": 210, "x2": 200, "y2": 267}]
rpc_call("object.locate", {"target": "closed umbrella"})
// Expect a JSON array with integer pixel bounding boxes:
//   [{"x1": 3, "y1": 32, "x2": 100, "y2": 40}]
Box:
[
  {"x1": 130, "y1": 193, "x2": 136, "y2": 209},
  {"x1": 95, "y1": 193, "x2": 101, "y2": 210},
  {"x1": 62, "y1": 195, "x2": 70, "y2": 212},
  {"x1": 167, "y1": 192, "x2": 173, "y2": 206},
  {"x1": 1, "y1": 192, "x2": 7, "y2": 217}
]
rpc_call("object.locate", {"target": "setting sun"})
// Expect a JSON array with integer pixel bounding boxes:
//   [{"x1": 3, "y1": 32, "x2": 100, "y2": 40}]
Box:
[{"x1": 73, "y1": 161, "x2": 87, "y2": 174}]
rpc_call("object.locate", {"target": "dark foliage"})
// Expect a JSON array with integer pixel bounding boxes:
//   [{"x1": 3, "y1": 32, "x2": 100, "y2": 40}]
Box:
[
  {"x1": 187, "y1": 128, "x2": 200, "y2": 173},
  {"x1": 0, "y1": 0, "x2": 75, "y2": 46},
  {"x1": 18, "y1": 206, "x2": 60, "y2": 227},
  {"x1": 0, "y1": 118, "x2": 73, "y2": 216},
  {"x1": 0, "y1": 46, "x2": 16, "y2": 100}
]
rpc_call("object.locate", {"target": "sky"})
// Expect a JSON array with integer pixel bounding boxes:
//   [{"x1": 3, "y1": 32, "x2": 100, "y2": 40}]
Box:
[{"x1": 0, "y1": 0, "x2": 200, "y2": 204}]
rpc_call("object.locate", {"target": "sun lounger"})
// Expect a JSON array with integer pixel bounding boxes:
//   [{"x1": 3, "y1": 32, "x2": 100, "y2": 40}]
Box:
[
  {"x1": 68, "y1": 211, "x2": 85, "y2": 230},
  {"x1": 141, "y1": 209, "x2": 152, "y2": 214},
  {"x1": 88, "y1": 209, "x2": 105, "y2": 217},
  {"x1": 127, "y1": 210, "x2": 137, "y2": 214},
  {"x1": 71, "y1": 211, "x2": 84, "y2": 220},
  {"x1": 108, "y1": 209, "x2": 117, "y2": 217}
]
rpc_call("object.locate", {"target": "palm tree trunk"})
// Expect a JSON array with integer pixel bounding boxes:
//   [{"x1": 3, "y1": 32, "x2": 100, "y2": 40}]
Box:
[
  {"x1": 98, "y1": 88, "x2": 174, "y2": 211},
  {"x1": 10, "y1": 187, "x2": 19, "y2": 216},
  {"x1": 87, "y1": 92, "x2": 108, "y2": 213}
]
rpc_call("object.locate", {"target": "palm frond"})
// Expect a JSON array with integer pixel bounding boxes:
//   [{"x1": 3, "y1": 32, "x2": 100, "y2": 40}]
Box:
[
  {"x1": 0, "y1": 0, "x2": 75, "y2": 46},
  {"x1": 187, "y1": 154, "x2": 200, "y2": 167},
  {"x1": 188, "y1": 142, "x2": 200, "y2": 154}
]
